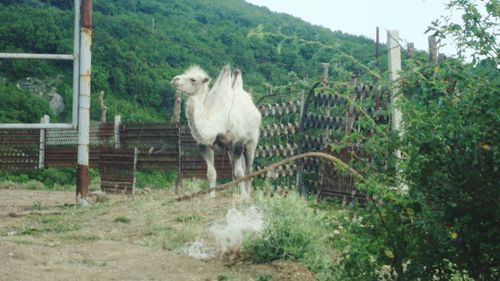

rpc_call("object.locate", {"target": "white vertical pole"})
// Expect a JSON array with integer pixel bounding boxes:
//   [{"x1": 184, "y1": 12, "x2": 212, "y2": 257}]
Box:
[
  {"x1": 39, "y1": 115, "x2": 50, "y2": 169},
  {"x1": 387, "y1": 30, "x2": 403, "y2": 152},
  {"x1": 72, "y1": 0, "x2": 81, "y2": 128},
  {"x1": 114, "y1": 115, "x2": 121, "y2": 149},
  {"x1": 388, "y1": 30, "x2": 407, "y2": 192}
]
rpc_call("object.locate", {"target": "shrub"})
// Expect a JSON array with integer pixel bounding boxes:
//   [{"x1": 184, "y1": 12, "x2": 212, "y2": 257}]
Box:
[
  {"x1": 243, "y1": 193, "x2": 335, "y2": 280},
  {"x1": 332, "y1": 58, "x2": 499, "y2": 280}
]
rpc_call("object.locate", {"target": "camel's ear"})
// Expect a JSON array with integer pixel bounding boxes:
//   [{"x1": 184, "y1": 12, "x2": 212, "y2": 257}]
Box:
[{"x1": 202, "y1": 77, "x2": 210, "y2": 84}]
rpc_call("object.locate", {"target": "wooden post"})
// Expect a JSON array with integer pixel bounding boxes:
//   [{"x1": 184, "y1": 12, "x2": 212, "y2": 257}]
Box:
[
  {"x1": 171, "y1": 90, "x2": 182, "y2": 125},
  {"x1": 98, "y1": 90, "x2": 107, "y2": 123},
  {"x1": 131, "y1": 147, "x2": 138, "y2": 195},
  {"x1": 387, "y1": 30, "x2": 403, "y2": 157},
  {"x1": 321, "y1": 63, "x2": 329, "y2": 85},
  {"x1": 438, "y1": 53, "x2": 446, "y2": 63},
  {"x1": 407, "y1": 42, "x2": 415, "y2": 58},
  {"x1": 114, "y1": 115, "x2": 121, "y2": 149},
  {"x1": 428, "y1": 36, "x2": 438, "y2": 64},
  {"x1": 175, "y1": 125, "x2": 182, "y2": 194},
  {"x1": 299, "y1": 90, "x2": 305, "y2": 121},
  {"x1": 39, "y1": 115, "x2": 50, "y2": 169}
]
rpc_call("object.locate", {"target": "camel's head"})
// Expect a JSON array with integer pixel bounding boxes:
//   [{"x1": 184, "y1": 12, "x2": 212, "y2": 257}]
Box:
[{"x1": 171, "y1": 65, "x2": 211, "y2": 96}]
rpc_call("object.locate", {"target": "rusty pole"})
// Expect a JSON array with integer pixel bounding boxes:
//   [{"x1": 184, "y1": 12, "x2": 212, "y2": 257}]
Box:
[{"x1": 76, "y1": 0, "x2": 92, "y2": 205}]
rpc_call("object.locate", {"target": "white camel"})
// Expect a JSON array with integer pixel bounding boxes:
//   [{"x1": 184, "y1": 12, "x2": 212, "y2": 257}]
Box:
[{"x1": 170, "y1": 65, "x2": 261, "y2": 197}]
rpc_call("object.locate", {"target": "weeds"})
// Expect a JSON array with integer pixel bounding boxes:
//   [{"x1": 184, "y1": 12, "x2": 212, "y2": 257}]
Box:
[
  {"x1": 114, "y1": 216, "x2": 131, "y2": 223},
  {"x1": 254, "y1": 274, "x2": 273, "y2": 281},
  {"x1": 243, "y1": 192, "x2": 335, "y2": 280}
]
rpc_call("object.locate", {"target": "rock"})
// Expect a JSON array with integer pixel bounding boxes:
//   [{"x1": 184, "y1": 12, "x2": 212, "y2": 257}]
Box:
[
  {"x1": 48, "y1": 87, "x2": 65, "y2": 115},
  {"x1": 16, "y1": 77, "x2": 65, "y2": 116}
]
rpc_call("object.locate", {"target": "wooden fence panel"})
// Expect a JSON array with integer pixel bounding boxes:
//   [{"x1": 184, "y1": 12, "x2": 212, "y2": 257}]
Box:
[
  {"x1": 0, "y1": 129, "x2": 40, "y2": 170},
  {"x1": 46, "y1": 122, "x2": 115, "y2": 146},
  {"x1": 255, "y1": 100, "x2": 303, "y2": 189},
  {"x1": 100, "y1": 147, "x2": 137, "y2": 194}
]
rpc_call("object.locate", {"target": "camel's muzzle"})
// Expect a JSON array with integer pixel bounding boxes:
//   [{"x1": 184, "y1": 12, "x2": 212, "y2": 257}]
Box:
[{"x1": 170, "y1": 76, "x2": 180, "y2": 87}]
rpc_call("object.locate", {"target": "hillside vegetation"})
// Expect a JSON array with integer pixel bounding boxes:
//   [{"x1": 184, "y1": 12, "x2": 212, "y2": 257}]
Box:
[{"x1": 0, "y1": 0, "x2": 378, "y2": 123}]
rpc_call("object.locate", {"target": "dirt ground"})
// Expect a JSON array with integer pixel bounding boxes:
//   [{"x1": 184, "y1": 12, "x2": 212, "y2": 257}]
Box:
[{"x1": 0, "y1": 188, "x2": 315, "y2": 281}]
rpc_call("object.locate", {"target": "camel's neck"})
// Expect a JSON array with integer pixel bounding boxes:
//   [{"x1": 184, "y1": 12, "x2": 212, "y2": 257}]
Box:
[{"x1": 185, "y1": 85, "x2": 224, "y2": 145}]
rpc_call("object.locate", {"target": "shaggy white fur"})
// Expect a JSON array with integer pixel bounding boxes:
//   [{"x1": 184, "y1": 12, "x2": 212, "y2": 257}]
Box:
[{"x1": 209, "y1": 206, "x2": 264, "y2": 256}]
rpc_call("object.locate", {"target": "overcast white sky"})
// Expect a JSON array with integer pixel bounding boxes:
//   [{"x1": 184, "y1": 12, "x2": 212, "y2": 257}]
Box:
[{"x1": 245, "y1": 0, "x2": 457, "y2": 55}]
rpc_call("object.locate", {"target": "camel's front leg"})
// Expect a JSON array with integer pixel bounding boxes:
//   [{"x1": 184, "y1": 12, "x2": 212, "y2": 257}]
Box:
[
  {"x1": 231, "y1": 141, "x2": 249, "y2": 198},
  {"x1": 199, "y1": 144, "x2": 216, "y2": 196}
]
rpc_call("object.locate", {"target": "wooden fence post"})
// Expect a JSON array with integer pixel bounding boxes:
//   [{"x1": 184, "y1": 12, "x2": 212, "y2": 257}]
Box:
[
  {"x1": 131, "y1": 147, "x2": 138, "y2": 195},
  {"x1": 428, "y1": 35, "x2": 438, "y2": 64},
  {"x1": 376, "y1": 26, "x2": 380, "y2": 69},
  {"x1": 175, "y1": 125, "x2": 182, "y2": 194},
  {"x1": 171, "y1": 90, "x2": 182, "y2": 125},
  {"x1": 39, "y1": 115, "x2": 50, "y2": 169},
  {"x1": 321, "y1": 63, "x2": 329, "y2": 85},
  {"x1": 114, "y1": 115, "x2": 121, "y2": 149},
  {"x1": 98, "y1": 90, "x2": 107, "y2": 123},
  {"x1": 407, "y1": 42, "x2": 415, "y2": 58}
]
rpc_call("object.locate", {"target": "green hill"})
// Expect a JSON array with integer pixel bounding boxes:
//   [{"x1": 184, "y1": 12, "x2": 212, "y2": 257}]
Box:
[{"x1": 0, "y1": 0, "x2": 380, "y2": 123}]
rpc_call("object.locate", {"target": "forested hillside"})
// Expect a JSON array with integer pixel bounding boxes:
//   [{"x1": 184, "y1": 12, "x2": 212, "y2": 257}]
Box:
[{"x1": 0, "y1": 0, "x2": 379, "y2": 123}]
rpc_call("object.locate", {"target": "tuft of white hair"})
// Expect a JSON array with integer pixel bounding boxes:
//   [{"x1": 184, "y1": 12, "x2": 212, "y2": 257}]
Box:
[
  {"x1": 209, "y1": 206, "x2": 264, "y2": 255},
  {"x1": 179, "y1": 241, "x2": 214, "y2": 260}
]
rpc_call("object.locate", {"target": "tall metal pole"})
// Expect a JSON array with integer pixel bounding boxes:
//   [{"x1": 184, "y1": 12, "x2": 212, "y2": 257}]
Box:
[
  {"x1": 375, "y1": 27, "x2": 380, "y2": 70},
  {"x1": 72, "y1": 0, "x2": 81, "y2": 128},
  {"x1": 76, "y1": 0, "x2": 92, "y2": 204}
]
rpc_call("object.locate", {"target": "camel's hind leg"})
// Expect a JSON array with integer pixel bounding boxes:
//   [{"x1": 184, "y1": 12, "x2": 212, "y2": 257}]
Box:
[
  {"x1": 243, "y1": 141, "x2": 257, "y2": 195},
  {"x1": 199, "y1": 144, "x2": 216, "y2": 196}
]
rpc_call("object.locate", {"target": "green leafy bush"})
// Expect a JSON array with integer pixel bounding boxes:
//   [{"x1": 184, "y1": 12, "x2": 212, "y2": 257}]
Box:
[
  {"x1": 331, "y1": 59, "x2": 498, "y2": 281},
  {"x1": 243, "y1": 193, "x2": 335, "y2": 280}
]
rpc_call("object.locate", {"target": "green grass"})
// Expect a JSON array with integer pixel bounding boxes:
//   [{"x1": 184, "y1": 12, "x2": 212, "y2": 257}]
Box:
[
  {"x1": 135, "y1": 170, "x2": 177, "y2": 189},
  {"x1": 254, "y1": 274, "x2": 273, "y2": 281},
  {"x1": 114, "y1": 216, "x2": 131, "y2": 224},
  {"x1": 175, "y1": 215, "x2": 200, "y2": 223}
]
